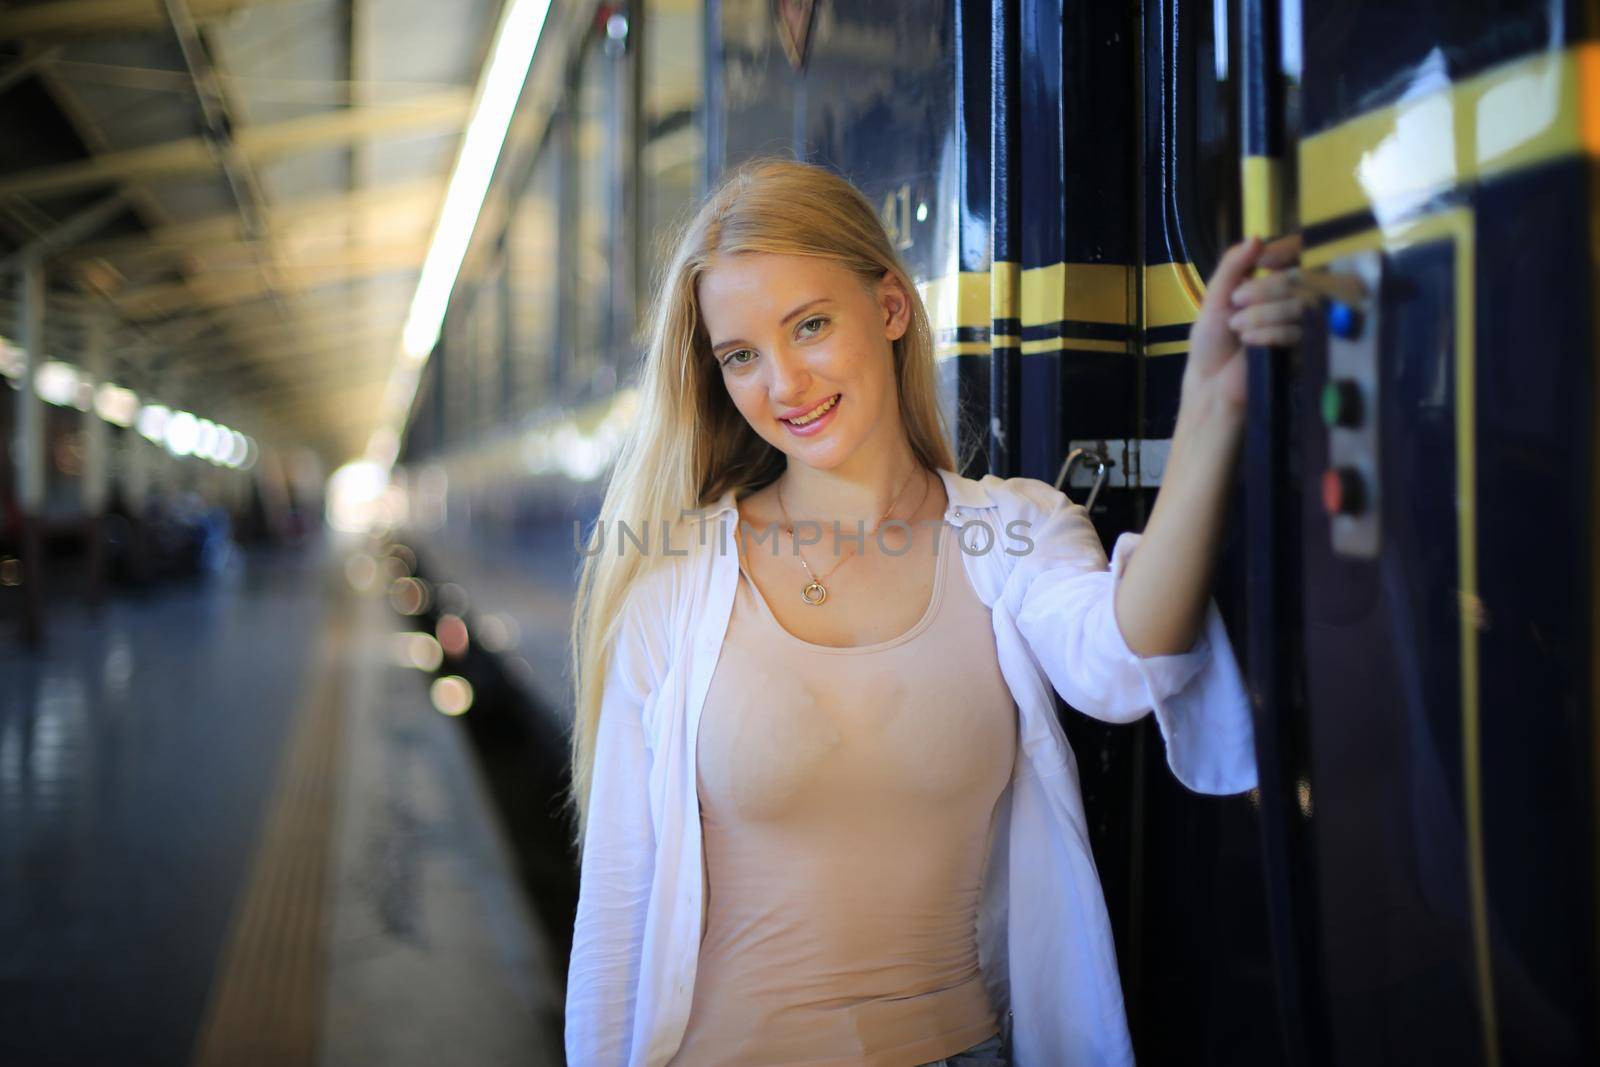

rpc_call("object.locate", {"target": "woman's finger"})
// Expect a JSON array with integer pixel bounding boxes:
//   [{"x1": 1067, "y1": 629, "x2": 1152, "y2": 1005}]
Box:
[
  {"x1": 1204, "y1": 237, "x2": 1264, "y2": 306},
  {"x1": 1231, "y1": 270, "x2": 1296, "y2": 307},
  {"x1": 1239, "y1": 324, "x2": 1303, "y2": 348},
  {"x1": 1229, "y1": 298, "x2": 1306, "y2": 332},
  {"x1": 1258, "y1": 233, "x2": 1302, "y2": 270}
]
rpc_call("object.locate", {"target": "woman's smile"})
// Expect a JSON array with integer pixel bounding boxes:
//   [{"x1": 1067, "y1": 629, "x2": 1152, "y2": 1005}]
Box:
[{"x1": 780, "y1": 393, "x2": 842, "y2": 435}]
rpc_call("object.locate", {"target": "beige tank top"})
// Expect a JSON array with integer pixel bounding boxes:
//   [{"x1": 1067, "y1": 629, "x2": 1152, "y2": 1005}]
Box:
[{"x1": 669, "y1": 520, "x2": 1018, "y2": 1067}]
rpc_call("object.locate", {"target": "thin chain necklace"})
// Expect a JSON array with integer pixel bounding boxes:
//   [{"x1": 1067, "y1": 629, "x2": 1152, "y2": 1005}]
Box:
[{"x1": 774, "y1": 464, "x2": 923, "y2": 606}]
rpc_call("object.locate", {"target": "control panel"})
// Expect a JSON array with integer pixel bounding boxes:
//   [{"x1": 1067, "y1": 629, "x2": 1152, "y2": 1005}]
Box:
[{"x1": 1320, "y1": 251, "x2": 1382, "y2": 558}]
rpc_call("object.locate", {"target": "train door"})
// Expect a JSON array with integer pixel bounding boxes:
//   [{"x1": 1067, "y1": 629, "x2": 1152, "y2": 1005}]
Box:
[
  {"x1": 994, "y1": 0, "x2": 1291, "y2": 1061},
  {"x1": 1245, "y1": 3, "x2": 1600, "y2": 1063}
]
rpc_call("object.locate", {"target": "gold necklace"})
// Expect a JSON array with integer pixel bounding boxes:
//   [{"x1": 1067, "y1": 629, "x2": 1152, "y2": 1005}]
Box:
[{"x1": 774, "y1": 464, "x2": 922, "y2": 606}]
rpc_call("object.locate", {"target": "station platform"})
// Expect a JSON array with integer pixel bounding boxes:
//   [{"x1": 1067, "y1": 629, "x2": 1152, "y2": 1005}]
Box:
[
  {"x1": 0, "y1": 540, "x2": 567, "y2": 1066},
  {"x1": 405, "y1": 525, "x2": 579, "y2": 720}
]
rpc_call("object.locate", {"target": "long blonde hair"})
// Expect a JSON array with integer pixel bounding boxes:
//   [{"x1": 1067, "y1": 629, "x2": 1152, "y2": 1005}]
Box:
[{"x1": 568, "y1": 157, "x2": 958, "y2": 837}]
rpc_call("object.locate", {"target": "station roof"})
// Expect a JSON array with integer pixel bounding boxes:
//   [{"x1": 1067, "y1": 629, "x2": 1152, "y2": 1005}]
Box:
[{"x1": 0, "y1": 0, "x2": 506, "y2": 464}]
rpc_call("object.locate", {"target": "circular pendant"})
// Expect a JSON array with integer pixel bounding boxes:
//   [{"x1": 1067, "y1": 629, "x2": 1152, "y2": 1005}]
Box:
[{"x1": 801, "y1": 580, "x2": 828, "y2": 605}]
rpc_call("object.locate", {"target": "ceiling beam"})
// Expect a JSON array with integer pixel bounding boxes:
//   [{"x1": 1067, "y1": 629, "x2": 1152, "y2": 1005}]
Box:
[
  {"x1": 106, "y1": 215, "x2": 436, "y2": 276},
  {"x1": 114, "y1": 253, "x2": 427, "y2": 318},
  {"x1": 181, "y1": 323, "x2": 397, "y2": 368},
  {"x1": 213, "y1": 344, "x2": 392, "y2": 384},
  {"x1": 199, "y1": 300, "x2": 403, "y2": 347},
  {"x1": 223, "y1": 374, "x2": 385, "y2": 410},
  {"x1": 68, "y1": 177, "x2": 442, "y2": 266},
  {"x1": 24, "y1": 42, "x2": 248, "y2": 347},
  {"x1": 0, "y1": 90, "x2": 470, "y2": 201},
  {"x1": 128, "y1": 235, "x2": 430, "y2": 281},
  {"x1": 0, "y1": 45, "x2": 58, "y2": 95},
  {"x1": 121, "y1": 232, "x2": 427, "y2": 287},
  {"x1": 139, "y1": 272, "x2": 414, "y2": 329},
  {"x1": 205, "y1": 302, "x2": 404, "y2": 348},
  {"x1": 161, "y1": 0, "x2": 296, "y2": 307},
  {"x1": 0, "y1": 0, "x2": 300, "y2": 41},
  {"x1": 0, "y1": 192, "x2": 129, "y2": 271},
  {"x1": 157, "y1": 324, "x2": 391, "y2": 370},
  {"x1": 105, "y1": 283, "x2": 409, "y2": 341}
]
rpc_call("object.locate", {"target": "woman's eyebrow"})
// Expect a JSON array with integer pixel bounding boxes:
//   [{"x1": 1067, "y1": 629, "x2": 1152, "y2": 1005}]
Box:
[
  {"x1": 710, "y1": 297, "x2": 832, "y2": 356},
  {"x1": 778, "y1": 296, "x2": 831, "y2": 325}
]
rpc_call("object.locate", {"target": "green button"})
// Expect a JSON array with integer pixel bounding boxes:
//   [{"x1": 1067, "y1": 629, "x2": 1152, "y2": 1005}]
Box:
[
  {"x1": 1320, "y1": 382, "x2": 1342, "y2": 426},
  {"x1": 1321, "y1": 380, "x2": 1360, "y2": 427}
]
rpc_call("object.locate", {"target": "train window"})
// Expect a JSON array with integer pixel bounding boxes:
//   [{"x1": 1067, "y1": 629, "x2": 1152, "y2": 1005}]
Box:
[
  {"x1": 475, "y1": 252, "x2": 507, "y2": 432},
  {"x1": 464, "y1": 288, "x2": 485, "y2": 441},
  {"x1": 641, "y1": 0, "x2": 705, "y2": 306},
  {"x1": 444, "y1": 292, "x2": 472, "y2": 446},
  {"x1": 509, "y1": 134, "x2": 560, "y2": 412},
  {"x1": 1172, "y1": 0, "x2": 1239, "y2": 278},
  {"x1": 571, "y1": 27, "x2": 626, "y2": 397}
]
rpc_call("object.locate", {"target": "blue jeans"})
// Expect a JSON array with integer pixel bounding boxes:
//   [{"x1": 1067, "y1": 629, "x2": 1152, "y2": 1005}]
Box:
[{"x1": 916, "y1": 1024, "x2": 1010, "y2": 1066}]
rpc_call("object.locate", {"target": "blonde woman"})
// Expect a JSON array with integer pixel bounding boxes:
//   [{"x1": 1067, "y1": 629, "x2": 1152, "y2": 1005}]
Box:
[{"x1": 565, "y1": 158, "x2": 1303, "y2": 1066}]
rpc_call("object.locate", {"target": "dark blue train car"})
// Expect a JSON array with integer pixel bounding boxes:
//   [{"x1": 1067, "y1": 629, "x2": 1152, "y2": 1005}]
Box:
[{"x1": 393, "y1": 2, "x2": 1600, "y2": 1061}]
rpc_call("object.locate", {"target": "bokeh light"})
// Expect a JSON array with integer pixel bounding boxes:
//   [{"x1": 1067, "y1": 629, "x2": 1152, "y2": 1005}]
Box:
[
  {"x1": 344, "y1": 553, "x2": 378, "y2": 592},
  {"x1": 429, "y1": 676, "x2": 474, "y2": 716},
  {"x1": 476, "y1": 613, "x2": 521, "y2": 652},
  {"x1": 435, "y1": 613, "x2": 470, "y2": 658},
  {"x1": 388, "y1": 576, "x2": 431, "y2": 616},
  {"x1": 392, "y1": 632, "x2": 444, "y2": 673}
]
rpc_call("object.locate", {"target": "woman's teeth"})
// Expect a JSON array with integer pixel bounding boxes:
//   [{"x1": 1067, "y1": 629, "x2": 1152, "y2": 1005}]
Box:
[{"x1": 785, "y1": 395, "x2": 839, "y2": 425}]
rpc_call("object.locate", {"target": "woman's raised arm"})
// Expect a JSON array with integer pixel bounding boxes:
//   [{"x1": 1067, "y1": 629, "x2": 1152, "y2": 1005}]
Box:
[{"x1": 1113, "y1": 235, "x2": 1303, "y2": 658}]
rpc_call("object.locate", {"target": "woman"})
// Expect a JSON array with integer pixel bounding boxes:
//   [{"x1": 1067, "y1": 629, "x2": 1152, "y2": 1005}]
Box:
[{"x1": 566, "y1": 158, "x2": 1304, "y2": 1066}]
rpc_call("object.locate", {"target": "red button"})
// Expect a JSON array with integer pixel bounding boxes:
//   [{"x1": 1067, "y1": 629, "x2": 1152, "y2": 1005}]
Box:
[{"x1": 1321, "y1": 468, "x2": 1365, "y2": 515}]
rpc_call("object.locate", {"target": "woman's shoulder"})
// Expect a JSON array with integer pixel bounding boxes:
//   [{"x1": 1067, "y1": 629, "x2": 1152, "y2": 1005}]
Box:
[
  {"x1": 614, "y1": 507, "x2": 725, "y2": 625},
  {"x1": 957, "y1": 471, "x2": 1108, "y2": 583},
  {"x1": 619, "y1": 551, "x2": 685, "y2": 628},
  {"x1": 961, "y1": 471, "x2": 1078, "y2": 521}
]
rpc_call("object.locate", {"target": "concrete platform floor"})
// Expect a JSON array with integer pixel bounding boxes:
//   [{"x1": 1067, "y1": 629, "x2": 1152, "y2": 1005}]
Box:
[{"x1": 0, "y1": 537, "x2": 564, "y2": 1066}]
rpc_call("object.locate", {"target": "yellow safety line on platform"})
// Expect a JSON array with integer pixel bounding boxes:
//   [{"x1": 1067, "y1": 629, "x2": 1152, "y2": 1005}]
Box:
[{"x1": 190, "y1": 599, "x2": 351, "y2": 1067}]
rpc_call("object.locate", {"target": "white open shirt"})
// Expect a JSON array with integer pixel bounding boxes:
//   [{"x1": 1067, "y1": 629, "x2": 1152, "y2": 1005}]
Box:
[{"x1": 566, "y1": 466, "x2": 1259, "y2": 1066}]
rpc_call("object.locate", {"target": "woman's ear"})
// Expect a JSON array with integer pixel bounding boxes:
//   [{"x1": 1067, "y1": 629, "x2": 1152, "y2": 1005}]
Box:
[{"x1": 878, "y1": 270, "x2": 912, "y2": 342}]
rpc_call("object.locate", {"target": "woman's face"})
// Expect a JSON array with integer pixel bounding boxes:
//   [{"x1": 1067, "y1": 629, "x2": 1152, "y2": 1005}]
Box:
[{"x1": 697, "y1": 252, "x2": 911, "y2": 473}]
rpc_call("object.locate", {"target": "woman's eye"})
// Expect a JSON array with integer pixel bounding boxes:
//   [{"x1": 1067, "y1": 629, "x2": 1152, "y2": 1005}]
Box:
[
  {"x1": 722, "y1": 349, "x2": 755, "y2": 368},
  {"x1": 798, "y1": 315, "x2": 829, "y2": 337}
]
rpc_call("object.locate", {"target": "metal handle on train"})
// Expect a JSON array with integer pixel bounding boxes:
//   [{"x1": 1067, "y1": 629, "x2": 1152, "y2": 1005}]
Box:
[{"x1": 1053, "y1": 448, "x2": 1109, "y2": 512}]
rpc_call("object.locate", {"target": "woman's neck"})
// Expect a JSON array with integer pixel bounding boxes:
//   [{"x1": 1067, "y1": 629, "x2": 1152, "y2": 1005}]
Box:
[{"x1": 776, "y1": 447, "x2": 927, "y2": 530}]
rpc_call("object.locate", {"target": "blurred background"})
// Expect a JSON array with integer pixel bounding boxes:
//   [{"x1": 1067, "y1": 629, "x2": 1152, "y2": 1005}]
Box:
[{"x1": 1, "y1": 0, "x2": 1597, "y2": 1065}]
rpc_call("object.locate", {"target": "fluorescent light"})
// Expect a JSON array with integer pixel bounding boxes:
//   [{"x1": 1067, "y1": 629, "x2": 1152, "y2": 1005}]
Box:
[
  {"x1": 136, "y1": 406, "x2": 168, "y2": 444},
  {"x1": 0, "y1": 336, "x2": 20, "y2": 379},
  {"x1": 195, "y1": 418, "x2": 220, "y2": 462},
  {"x1": 165, "y1": 411, "x2": 198, "y2": 457},
  {"x1": 95, "y1": 383, "x2": 140, "y2": 427},
  {"x1": 372, "y1": 0, "x2": 554, "y2": 460},
  {"x1": 137, "y1": 404, "x2": 170, "y2": 442},
  {"x1": 130, "y1": 401, "x2": 251, "y2": 466},
  {"x1": 35, "y1": 361, "x2": 80, "y2": 407},
  {"x1": 226, "y1": 430, "x2": 249, "y2": 468},
  {"x1": 399, "y1": 0, "x2": 553, "y2": 361}
]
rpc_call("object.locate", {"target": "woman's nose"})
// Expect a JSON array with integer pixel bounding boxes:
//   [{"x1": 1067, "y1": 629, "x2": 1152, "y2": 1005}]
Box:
[{"x1": 765, "y1": 345, "x2": 812, "y2": 404}]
